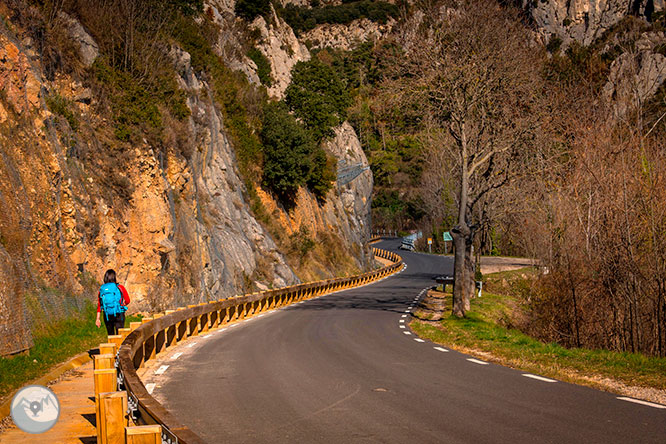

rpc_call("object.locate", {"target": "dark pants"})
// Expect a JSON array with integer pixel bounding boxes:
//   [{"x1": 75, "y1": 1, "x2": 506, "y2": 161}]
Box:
[{"x1": 103, "y1": 313, "x2": 125, "y2": 336}]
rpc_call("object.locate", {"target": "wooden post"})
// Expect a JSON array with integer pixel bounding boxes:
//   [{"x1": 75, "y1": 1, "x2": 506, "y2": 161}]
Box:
[
  {"x1": 99, "y1": 343, "x2": 116, "y2": 356},
  {"x1": 94, "y1": 354, "x2": 115, "y2": 370},
  {"x1": 126, "y1": 425, "x2": 161, "y2": 444},
  {"x1": 118, "y1": 328, "x2": 131, "y2": 343},
  {"x1": 107, "y1": 335, "x2": 123, "y2": 350},
  {"x1": 97, "y1": 391, "x2": 127, "y2": 444},
  {"x1": 129, "y1": 321, "x2": 141, "y2": 331},
  {"x1": 94, "y1": 369, "x2": 117, "y2": 396}
]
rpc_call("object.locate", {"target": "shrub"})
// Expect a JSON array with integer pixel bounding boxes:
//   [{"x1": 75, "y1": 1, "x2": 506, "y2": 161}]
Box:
[
  {"x1": 247, "y1": 47, "x2": 273, "y2": 86},
  {"x1": 45, "y1": 93, "x2": 79, "y2": 131},
  {"x1": 235, "y1": 0, "x2": 271, "y2": 21},
  {"x1": 285, "y1": 58, "x2": 351, "y2": 141}
]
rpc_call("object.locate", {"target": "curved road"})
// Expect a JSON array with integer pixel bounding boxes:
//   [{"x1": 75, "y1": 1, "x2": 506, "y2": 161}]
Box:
[{"x1": 151, "y1": 240, "x2": 665, "y2": 443}]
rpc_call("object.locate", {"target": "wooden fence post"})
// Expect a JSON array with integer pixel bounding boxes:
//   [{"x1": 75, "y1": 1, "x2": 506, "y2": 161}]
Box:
[
  {"x1": 126, "y1": 425, "x2": 161, "y2": 444},
  {"x1": 97, "y1": 391, "x2": 128, "y2": 444},
  {"x1": 94, "y1": 354, "x2": 115, "y2": 370}
]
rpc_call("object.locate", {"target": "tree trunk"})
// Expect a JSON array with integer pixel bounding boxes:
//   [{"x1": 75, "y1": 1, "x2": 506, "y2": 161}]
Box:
[{"x1": 452, "y1": 228, "x2": 467, "y2": 317}]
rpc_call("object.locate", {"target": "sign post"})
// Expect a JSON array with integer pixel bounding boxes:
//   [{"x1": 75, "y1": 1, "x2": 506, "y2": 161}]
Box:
[
  {"x1": 427, "y1": 237, "x2": 432, "y2": 254},
  {"x1": 443, "y1": 232, "x2": 453, "y2": 254}
]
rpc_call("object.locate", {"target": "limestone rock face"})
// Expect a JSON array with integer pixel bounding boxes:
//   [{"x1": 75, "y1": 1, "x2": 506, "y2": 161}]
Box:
[
  {"x1": 603, "y1": 32, "x2": 666, "y2": 116},
  {"x1": 525, "y1": 0, "x2": 664, "y2": 46},
  {"x1": 58, "y1": 12, "x2": 99, "y2": 67},
  {"x1": 301, "y1": 17, "x2": 396, "y2": 50},
  {"x1": 252, "y1": 8, "x2": 311, "y2": 99}
]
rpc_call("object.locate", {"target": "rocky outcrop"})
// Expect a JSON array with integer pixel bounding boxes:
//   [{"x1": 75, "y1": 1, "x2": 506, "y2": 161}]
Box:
[
  {"x1": 252, "y1": 8, "x2": 311, "y2": 99},
  {"x1": 301, "y1": 17, "x2": 396, "y2": 50},
  {"x1": 58, "y1": 12, "x2": 99, "y2": 67},
  {"x1": 524, "y1": 0, "x2": 664, "y2": 47},
  {"x1": 603, "y1": 31, "x2": 666, "y2": 116}
]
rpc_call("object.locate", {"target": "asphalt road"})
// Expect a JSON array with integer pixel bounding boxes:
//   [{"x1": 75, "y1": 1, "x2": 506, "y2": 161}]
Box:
[{"x1": 152, "y1": 240, "x2": 665, "y2": 443}]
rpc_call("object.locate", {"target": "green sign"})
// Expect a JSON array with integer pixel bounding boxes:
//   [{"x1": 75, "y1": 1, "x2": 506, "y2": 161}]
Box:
[{"x1": 443, "y1": 232, "x2": 453, "y2": 242}]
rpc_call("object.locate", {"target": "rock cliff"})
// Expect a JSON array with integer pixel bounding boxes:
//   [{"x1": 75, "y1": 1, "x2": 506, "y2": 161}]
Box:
[{"x1": 0, "y1": 6, "x2": 372, "y2": 356}]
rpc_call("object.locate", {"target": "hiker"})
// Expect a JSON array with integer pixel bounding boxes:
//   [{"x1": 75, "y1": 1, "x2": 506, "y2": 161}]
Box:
[{"x1": 95, "y1": 269, "x2": 130, "y2": 335}]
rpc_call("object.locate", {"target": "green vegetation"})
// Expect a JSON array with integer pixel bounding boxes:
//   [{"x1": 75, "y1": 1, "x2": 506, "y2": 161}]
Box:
[
  {"x1": 0, "y1": 302, "x2": 141, "y2": 401},
  {"x1": 247, "y1": 47, "x2": 273, "y2": 86},
  {"x1": 285, "y1": 58, "x2": 351, "y2": 141},
  {"x1": 45, "y1": 93, "x2": 79, "y2": 131},
  {"x1": 280, "y1": 0, "x2": 399, "y2": 36},
  {"x1": 235, "y1": 0, "x2": 271, "y2": 21},
  {"x1": 411, "y1": 273, "x2": 666, "y2": 391}
]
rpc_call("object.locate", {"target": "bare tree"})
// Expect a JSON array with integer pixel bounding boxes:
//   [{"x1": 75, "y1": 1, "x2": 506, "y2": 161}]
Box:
[{"x1": 391, "y1": 0, "x2": 543, "y2": 316}]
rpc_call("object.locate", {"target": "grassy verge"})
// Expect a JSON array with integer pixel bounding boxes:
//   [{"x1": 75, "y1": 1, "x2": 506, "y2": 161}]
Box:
[
  {"x1": 0, "y1": 303, "x2": 141, "y2": 402},
  {"x1": 411, "y1": 276, "x2": 666, "y2": 392}
]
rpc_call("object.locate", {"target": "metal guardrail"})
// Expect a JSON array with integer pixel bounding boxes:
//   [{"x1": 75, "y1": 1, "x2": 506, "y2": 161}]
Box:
[{"x1": 114, "y1": 247, "x2": 403, "y2": 443}]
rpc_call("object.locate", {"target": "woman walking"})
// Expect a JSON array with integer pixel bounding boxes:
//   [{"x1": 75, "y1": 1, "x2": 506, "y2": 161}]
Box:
[{"x1": 95, "y1": 269, "x2": 130, "y2": 335}]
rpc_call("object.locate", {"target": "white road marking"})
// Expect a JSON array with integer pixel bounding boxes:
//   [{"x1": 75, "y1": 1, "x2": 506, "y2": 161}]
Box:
[
  {"x1": 257, "y1": 314, "x2": 264, "y2": 317},
  {"x1": 434, "y1": 347, "x2": 449, "y2": 352},
  {"x1": 617, "y1": 397, "x2": 666, "y2": 409},
  {"x1": 403, "y1": 331, "x2": 412, "y2": 335},
  {"x1": 203, "y1": 334, "x2": 212, "y2": 338},
  {"x1": 146, "y1": 383, "x2": 156, "y2": 394},
  {"x1": 155, "y1": 365, "x2": 169, "y2": 375},
  {"x1": 400, "y1": 325, "x2": 406, "y2": 329},
  {"x1": 401, "y1": 315, "x2": 407, "y2": 318},
  {"x1": 399, "y1": 320, "x2": 405, "y2": 323},
  {"x1": 170, "y1": 352, "x2": 183, "y2": 360},
  {"x1": 414, "y1": 339, "x2": 425, "y2": 343},
  {"x1": 408, "y1": 306, "x2": 413, "y2": 309},
  {"x1": 467, "y1": 358, "x2": 488, "y2": 365},
  {"x1": 404, "y1": 310, "x2": 410, "y2": 313},
  {"x1": 218, "y1": 328, "x2": 227, "y2": 332},
  {"x1": 187, "y1": 342, "x2": 197, "y2": 348},
  {"x1": 522, "y1": 374, "x2": 557, "y2": 383},
  {"x1": 229, "y1": 323, "x2": 237, "y2": 327}
]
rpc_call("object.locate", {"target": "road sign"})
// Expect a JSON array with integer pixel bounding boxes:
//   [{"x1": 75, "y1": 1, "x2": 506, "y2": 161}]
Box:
[
  {"x1": 427, "y1": 238, "x2": 432, "y2": 244},
  {"x1": 443, "y1": 232, "x2": 453, "y2": 242}
]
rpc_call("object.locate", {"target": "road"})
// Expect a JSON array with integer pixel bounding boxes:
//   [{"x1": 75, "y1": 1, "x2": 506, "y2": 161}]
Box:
[{"x1": 150, "y1": 240, "x2": 665, "y2": 443}]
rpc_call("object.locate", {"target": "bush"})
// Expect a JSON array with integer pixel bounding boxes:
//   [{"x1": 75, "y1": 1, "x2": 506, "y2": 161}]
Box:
[
  {"x1": 45, "y1": 93, "x2": 79, "y2": 131},
  {"x1": 247, "y1": 47, "x2": 273, "y2": 86},
  {"x1": 285, "y1": 58, "x2": 351, "y2": 141},
  {"x1": 235, "y1": 0, "x2": 271, "y2": 21},
  {"x1": 261, "y1": 102, "x2": 316, "y2": 204}
]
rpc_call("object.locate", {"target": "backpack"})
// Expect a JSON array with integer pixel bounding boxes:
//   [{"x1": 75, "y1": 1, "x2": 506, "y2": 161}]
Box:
[{"x1": 99, "y1": 283, "x2": 126, "y2": 320}]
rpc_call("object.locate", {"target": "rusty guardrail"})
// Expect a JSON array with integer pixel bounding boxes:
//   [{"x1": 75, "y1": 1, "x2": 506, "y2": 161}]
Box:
[{"x1": 94, "y1": 247, "x2": 402, "y2": 443}]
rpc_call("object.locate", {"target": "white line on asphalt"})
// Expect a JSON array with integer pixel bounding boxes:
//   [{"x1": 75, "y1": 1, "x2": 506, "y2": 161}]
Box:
[
  {"x1": 219, "y1": 328, "x2": 227, "y2": 332},
  {"x1": 617, "y1": 397, "x2": 666, "y2": 409},
  {"x1": 403, "y1": 331, "x2": 412, "y2": 335},
  {"x1": 203, "y1": 334, "x2": 212, "y2": 338},
  {"x1": 414, "y1": 339, "x2": 425, "y2": 343},
  {"x1": 257, "y1": 314, "x2": 264, "y2": 317},
  {"x1": 399, "y1": 320, "x2": 405, "y2": 323},
  {"x1": 467, "y1": 358, "x2": 488, "y2": 365},
  {"x1": 522, "y1": 374, "x2": 557, "y2": 383},
  {"x1": 401, "y1": 315, "x2": 407, "y2": 318},
  {"x1": 404, "y1": 310, "x2": 410, "y2": 313},
  {"x1": 187, "y1": 343, "x2": 197, "y2": 348},
  {"x1": 229, "y1": 323, "x2": 237, "y2": 327},
  {"x1": 146, "y1": 383, "x2": 156, "y2": 394},
  {"x1": 434, "y1": 347, "x2": 449, "y2": 352},
  {"x1": 400, "y1": 325, "x2": 406, "y2": 329},
  {"x1": 170, "y1": 352, "x2": 183, "y2": 360},
  {"x1": 408, "y1": 306, "x2": 413, "y2": 309},
  {"x1": 155, "y1": 365, "x2": 169, "y2": 375}
]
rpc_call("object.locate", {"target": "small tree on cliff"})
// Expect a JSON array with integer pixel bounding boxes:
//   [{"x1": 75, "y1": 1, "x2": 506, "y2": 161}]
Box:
[{"x1": 392, "y1": 0, "x2": 542, "y2": 316}]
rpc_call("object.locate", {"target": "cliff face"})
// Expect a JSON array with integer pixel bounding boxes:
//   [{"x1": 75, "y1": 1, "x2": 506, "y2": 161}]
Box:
[{"x1": 0, "y1": 5, "x2": 372, "y2": 355}]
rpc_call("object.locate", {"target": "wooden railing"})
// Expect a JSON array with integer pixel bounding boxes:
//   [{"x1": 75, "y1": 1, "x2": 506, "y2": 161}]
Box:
[{"x1": 93, "y1": 247, "x2": 402, "y2": 443}]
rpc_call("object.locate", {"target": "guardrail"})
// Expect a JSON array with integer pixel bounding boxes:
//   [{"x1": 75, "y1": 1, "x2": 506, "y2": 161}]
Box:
[{"x1": 93, "y1": 247, "x2": 402, "y2": 443}]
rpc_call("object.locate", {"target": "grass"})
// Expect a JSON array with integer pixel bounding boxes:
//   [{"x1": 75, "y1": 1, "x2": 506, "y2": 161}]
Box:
[
  {"x1": 0, "y1": 303, "x2": 142, "y2": 402},
  {"x1": 411, "y1": 287, "x2": 666, "y2": 392}
]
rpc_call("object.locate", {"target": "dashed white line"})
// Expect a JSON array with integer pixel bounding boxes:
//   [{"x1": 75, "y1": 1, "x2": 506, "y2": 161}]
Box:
[
  {"x1": 434, "y1": 347, "x2": 449, "y2": 352},
  {"x1": 522, "y1": 374, "x2": 557, "y2": 383},
  {"x1": 401, "y1": 315, "x2": 407, "y2": 318},
  {"x1": 466, "y1": 358, "x2": 488, "y2": 365},
  {"x1": 403, "y1": 331, "x2": 412, "y2": 335},
  {"x1": 408, "y1": 306, "x2": 413, "y2": 310},
  {"x1": 617, "y1": 397, "x2": 666, "y2": 409},
  {"x1": 404, "y1": 310, "x2": 410, "y2": 313},
  {"x1": 399, "y1": 320, "x2": 405, "y2": 323},
  {"x1": 155, "y1": 365, "x2": 169, "y2": 375},
  {"x1": 170, "y1": 352, "x2": 183, "y2": 360},
  {"x1": 414, "y1": 339, "x2": 425, "y2": 343},
  {"x1": 400, "y1": 325, "x2": 406, "y2": 329}
]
